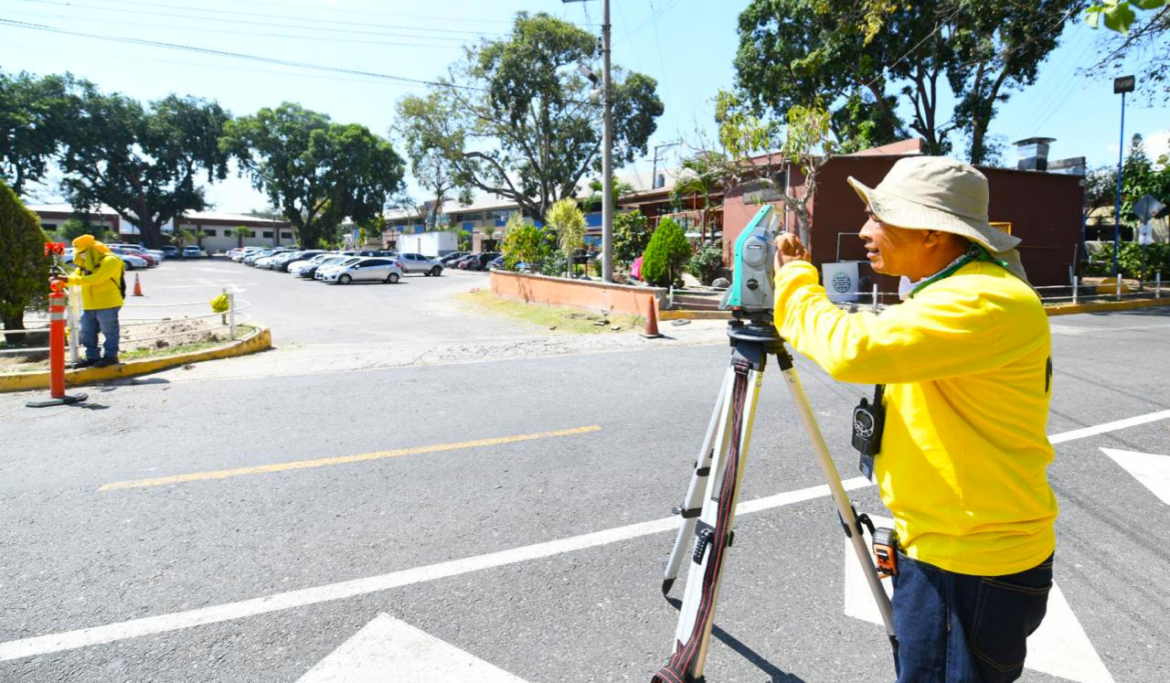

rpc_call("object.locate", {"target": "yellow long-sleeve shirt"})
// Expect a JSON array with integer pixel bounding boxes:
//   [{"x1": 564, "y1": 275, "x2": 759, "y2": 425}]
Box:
[
  {"x1": 68, "y1": 251, "x2": 125, "y2": 310},
  {"x1": 774, "y1": 260, "x2": 1057, "y2": 576}
]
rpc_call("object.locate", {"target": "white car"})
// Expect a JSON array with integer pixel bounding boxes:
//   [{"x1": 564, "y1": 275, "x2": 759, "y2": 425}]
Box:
[
  {"x1": 315, "y1": 257, "x2": 362, "y2": 280},
  {"x1": 289, "y1": 253, "x2": 336, "y2": 277},
  {"x1": 322, "y1": 257, "x2": 403, "y2": 284},
  {"x1": 233, "y1": 247, "x2": 264, "y2": 263}
]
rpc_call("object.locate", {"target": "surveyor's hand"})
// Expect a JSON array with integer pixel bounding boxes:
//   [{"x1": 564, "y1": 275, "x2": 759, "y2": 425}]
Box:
[{"x1": 774, "y1": 233, "x2": 810, "y2": 270}]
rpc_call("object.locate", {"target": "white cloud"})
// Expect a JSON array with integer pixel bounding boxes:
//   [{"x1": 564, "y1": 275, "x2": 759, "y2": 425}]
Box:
[{"x1": 1148, "y1": 128, "x2": 1170, "y2": 164}]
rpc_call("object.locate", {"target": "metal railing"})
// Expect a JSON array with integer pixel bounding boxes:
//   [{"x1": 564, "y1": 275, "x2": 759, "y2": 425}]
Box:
[
  {"x1": 853, "y1": 273, "x2": 1165, "y2": 313},
  {"x1": 1, "y1": 286, "x2": 252, "y2": 361}
]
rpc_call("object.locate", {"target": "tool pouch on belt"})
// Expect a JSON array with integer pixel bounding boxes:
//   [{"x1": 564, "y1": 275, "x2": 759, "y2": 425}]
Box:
[{"x1": 852, "y1": 385, "x2": 885, "y2": 481}]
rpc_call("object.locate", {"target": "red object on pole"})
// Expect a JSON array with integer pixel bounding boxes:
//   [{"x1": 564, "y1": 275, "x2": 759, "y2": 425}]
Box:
[{"x1": 27, "y1": 258, "x2": 88, "y2": 408}]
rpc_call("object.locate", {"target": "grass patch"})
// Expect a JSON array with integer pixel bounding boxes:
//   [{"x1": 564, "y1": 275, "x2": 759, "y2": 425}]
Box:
[{"x1": 458, "y1": 290, "x2": 645, "y2": 334}]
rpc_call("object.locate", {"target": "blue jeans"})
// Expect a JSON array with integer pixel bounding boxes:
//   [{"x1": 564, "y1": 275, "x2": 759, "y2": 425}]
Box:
[
  {"x1": 80, "y1": 307, "x2": 121, "y2": 361},
  {"x1": 892, "y1": 552, "x2": 1053, "y2": 683}
]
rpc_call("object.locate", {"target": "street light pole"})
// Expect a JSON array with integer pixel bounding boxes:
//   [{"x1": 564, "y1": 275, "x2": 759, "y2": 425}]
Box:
[
  {"x1": 651, "y1": 141, "x2": 680, "y2": 190},
  {"x1": 600, "y1": 0, "x2": 614, "y2": 282},
  {"x1": 1113, "y1": 75, "x2": 1135, "y2": 277}
]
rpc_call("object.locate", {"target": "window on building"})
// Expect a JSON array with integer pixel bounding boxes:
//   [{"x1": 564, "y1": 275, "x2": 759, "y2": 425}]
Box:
[
  {"x1": 224, "y1": 230, "x2": 233, "y2": 237},
  {"x1": 263, "y1": 231, "x2": 274, "y2": 238},
  {"x1": 204, "y1": 229, "x2": 217, "y2": 237},
  {"x1": 42, "y1": 223, "x2": 58, "y2": 231},
  {"x1": 281, "y1": 232, "x2": 293, "y2": 239}
]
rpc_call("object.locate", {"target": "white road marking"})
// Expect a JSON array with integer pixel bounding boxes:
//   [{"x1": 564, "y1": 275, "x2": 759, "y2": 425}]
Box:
[
  {"x1": 0, "y1": 478, "x2": 871, "y2": 662},
  {"x1": 296, "y1": 614, "x2": 527, "y2": 683},
  {"x1": 1049, "y1": 408, "x2": 1170, "y2": 444},
  {"x1": 2, "y1": 408, "x2": 1164, "y2": 662},
  {"x1": 843, "y1": 518, "x2": 1116, "y2": 683},
  {"x1": 1101, "y1": 448, "x2": 1170, "y2": 505}
]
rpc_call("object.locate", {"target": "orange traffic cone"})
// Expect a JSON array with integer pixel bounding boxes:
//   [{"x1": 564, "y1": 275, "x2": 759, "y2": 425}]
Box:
[
  {"x1": 132, "y1": 273, "x2": 144, "y2": 297},
  {"x1": 641, "y1": 295, "x2": 663, "y2": 339}
]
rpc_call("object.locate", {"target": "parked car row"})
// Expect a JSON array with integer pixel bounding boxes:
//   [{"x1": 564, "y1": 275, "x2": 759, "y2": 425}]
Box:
[
  {"x1": 226, "y1": 246, "x2": 465, "y2": 285},
  {"x1": 444, "y1": 252, "x2": 500, "y2": 271},
  {"x1": 60, "y1": 243, "x2": 167, "y2": 271}
]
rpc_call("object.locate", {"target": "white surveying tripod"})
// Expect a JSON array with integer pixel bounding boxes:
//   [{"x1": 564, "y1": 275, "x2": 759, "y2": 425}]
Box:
[{"x1": 650, "y1": 207, "x2": 898, "y2": 683}]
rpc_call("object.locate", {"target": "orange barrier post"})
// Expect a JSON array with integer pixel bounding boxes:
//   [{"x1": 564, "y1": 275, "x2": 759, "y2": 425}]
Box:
[
  {"x1": 132, "y1": 273, "x2": 143, "y2": 297},
  {"x1": 27, "y1": 245, "x2": 88, "y2": 408},
  {"x1": 641, "y1": 294, "x2": 663, "y2": 339}
]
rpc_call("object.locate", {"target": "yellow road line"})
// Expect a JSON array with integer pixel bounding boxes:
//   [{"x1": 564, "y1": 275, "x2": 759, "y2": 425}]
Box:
[{"x1": 100, "y1": 425, "x2": 602, "y2": 491}]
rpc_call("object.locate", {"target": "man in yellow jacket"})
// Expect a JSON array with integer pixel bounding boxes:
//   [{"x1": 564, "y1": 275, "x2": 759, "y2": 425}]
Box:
[
  {"x1": 68, "y1": 234, "x2": 126, "y2": 368},
  {"x1": 773, "y1": 157, "x2": 1057, "y2": 683}
]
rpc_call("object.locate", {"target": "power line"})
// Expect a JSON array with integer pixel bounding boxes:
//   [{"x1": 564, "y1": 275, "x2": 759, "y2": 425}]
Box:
[
  {"x1": 23, "y1": 0, "x2": 500, "y2": 42},
  {"x1": 4, "y1": 8, "x2": 467, "y2": 50},
  {"x1": 0, "y1": 18, "x2": 488, "y2": 91}
]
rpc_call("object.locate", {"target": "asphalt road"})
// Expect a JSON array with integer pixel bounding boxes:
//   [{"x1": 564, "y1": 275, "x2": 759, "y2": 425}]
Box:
[{"x1": 2, "y1": 300, "x2": 1169, "y2": 681}]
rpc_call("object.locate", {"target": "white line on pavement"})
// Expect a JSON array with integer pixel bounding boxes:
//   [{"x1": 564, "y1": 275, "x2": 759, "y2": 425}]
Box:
[
  {"x1": 1049, "y1": 408, "x2": 1170, "y2": 444},
  {"x1": 3, "y1": 406, "x2": 1167, "y2": 662},
  {"x1": 296, "y1": 614, "x2": 527, "y2": 683},
  {"x1": 0, "y1": 478, "x2": 871, "y2": 662}
]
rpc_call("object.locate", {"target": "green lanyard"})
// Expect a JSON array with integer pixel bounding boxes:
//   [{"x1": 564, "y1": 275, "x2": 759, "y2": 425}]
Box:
[{"x1": 908, "y1": 244, "x2": 1010, "y2": 299}]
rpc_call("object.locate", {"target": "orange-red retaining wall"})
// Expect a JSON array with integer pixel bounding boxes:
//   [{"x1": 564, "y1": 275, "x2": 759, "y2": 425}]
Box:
[{"x1": 489, "y1": 271, "x2": 666, "y2": 317}]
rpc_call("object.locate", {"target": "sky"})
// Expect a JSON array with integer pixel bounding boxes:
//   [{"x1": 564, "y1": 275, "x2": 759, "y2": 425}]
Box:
[{"x1": 2, "y1": 0, "x2": 1167, "y2": 214}]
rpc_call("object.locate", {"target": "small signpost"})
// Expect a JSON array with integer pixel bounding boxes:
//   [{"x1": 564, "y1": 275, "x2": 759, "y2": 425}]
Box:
[{"x1": 1132, "y1": 194, "x2": 1165, "y2": 288}]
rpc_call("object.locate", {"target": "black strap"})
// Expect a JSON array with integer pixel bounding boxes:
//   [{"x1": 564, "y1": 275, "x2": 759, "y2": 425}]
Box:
[{"x1": 652, "y1": 363, "x2": 751, "y2": 683}]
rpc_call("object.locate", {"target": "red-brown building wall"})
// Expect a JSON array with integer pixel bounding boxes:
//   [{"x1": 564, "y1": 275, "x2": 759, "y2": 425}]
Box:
[{"x1": 722, "y1": 155, "x2": 1084, "y2": 288}]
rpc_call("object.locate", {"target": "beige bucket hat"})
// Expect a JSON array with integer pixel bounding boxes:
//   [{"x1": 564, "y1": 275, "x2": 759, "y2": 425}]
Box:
[{"x1": 847, "y1": 156, "x2": 1021, "y2": 253}]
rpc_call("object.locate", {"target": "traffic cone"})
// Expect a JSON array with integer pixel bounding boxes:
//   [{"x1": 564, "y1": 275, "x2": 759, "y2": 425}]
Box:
[
  {"x1": 132, "y1": 273, "x2": 143, "y2": 297},
  {"x1": 641, "y1": 295, "x2": 663, "y2": 339}
]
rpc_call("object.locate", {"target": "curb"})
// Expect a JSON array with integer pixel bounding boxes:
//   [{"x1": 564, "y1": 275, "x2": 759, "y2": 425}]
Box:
[
  {"x1": 1045, "y1": 297, "x2": 1170, "y2": 316},
  {"x1": 0, "y1": 326, "x2": 272, "y2": 394},
  {"x1": 659, "y1": 297, "x2": 1170, "y2": 321}
]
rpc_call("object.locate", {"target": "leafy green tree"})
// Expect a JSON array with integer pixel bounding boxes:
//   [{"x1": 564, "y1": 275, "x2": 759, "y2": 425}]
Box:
[
  {"x1": 1119, "y1": 134, "x2": 1170, "y2": 224},
  {"x1": 1087, "y1": 2, "x2": 1168, "y2": 103},
  {"x1": 457, "y1": 229, "x2": 472, "y2": 252},
  {"x1": 501, "y1": 216, "x2": 551, "y2": 270},
  {"x1": 58, "y1": 86, "x2": 231, "y2": 249},
  {"x1": 394, "y1": 93, "x2": 465, "y2": 228},
  {"x1": 583, "y1": 176, "x2": 634, "y2": 213},
  {"x1": 59, "y1": 218, "x2": 92, "y2": 242},
  {"x1": 0, "y1": 70, "x2": 76, "y2": 196},
  {"x1": 176, "y1": 227, "x2": 196, "y2": 247},
  {"x1": 0, "y1": 181, "x2": 49, "y2": 345},
  {"x1": 734, "y1": 0, "x2": 1080, "y2": 163},
  {"x1": 480, "y1": 223, "x2": 497, "y2": 250},
  {"x1": 642, "y1": 217, "x2": 691, "y2": 288},
  {"x1": 545, "y1": 198, "x2": 586, "y2": 278},
  {"x1": 401, "y1": 12, "x2": 663, "y2": 220},
  {"x1": 221, "y1": 103, "x2": 405, "y2": 248},
  {"x1": 613, "y1": 210, "x2": 651, "y2": 267}
]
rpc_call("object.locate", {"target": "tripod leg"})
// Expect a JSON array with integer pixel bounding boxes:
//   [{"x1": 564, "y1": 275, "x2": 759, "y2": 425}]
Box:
[
  {"x1": 662, "y1": 370, "x2": 733, "y2": 595},
  {"x1": 775, "y1": 349, "x2": 899, "y2": 658},
  {"x1": 651, "y1": 349, "x2": 765, "y2": 683}
]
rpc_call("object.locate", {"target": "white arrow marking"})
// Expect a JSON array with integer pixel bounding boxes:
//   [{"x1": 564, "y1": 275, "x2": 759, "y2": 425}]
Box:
[
  {"x1": 297, "y1": 614, "x2": 528, "y2": 683},
  {"x1": 844, "y1": 518, "x2": 1114, "y2": 683},
  {"x1": 1101, "y1": 448, "x2": 1170, "y2": 505}
]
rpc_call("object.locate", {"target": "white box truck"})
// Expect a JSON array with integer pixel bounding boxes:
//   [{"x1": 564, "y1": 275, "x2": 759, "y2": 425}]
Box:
[{"x1": 399, "y1": 231, "x2": 458, "y2": 257}]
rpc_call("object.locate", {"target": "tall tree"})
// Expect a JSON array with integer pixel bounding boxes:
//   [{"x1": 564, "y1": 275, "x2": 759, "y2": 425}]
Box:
[
  {"x1": 1087, "y1": 1, "x2": 1170, "y2": 104},
  {"x1": 0, "y1": 70, "x2": 74, "y2": 196},
  {"x1": 394, "y1": 93, "x2": 463, "y2": 229},
  {"x1": 670, "y1": 153, "x2": 725, "y2": 244},
  {"x1": 59, "y1": 87, "x2": 231, "y2": 249},
  {"x1": 734, "y1": 0, "x2": 1081, "y2": 163},
  {"x1": 222, "y1": 103, "x2": 406, "y2": 248},
  {"x1": 400, "y1": 12, "x2": 663, "y2": 220}
]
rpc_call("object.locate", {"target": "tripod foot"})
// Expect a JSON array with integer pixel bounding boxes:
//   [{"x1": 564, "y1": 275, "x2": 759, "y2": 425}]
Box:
[{"x1": 661, "y1": 578, "x2": 674, "y2": 595}]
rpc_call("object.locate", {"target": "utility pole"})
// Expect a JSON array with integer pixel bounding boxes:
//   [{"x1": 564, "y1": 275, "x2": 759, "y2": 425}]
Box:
[
  {"x1": 564, "y1": 0, "x2": 614, "y2": 282},
  {"x1": 600, "y1": 0, "x2": 614, "y2": 282},
  {"x1": 651, "y1": 141, "x2": 680, "y2": 190}
]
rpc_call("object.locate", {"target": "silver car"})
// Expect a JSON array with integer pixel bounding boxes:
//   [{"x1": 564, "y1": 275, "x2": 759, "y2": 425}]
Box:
[
  {"x1": 322, "y1": 257, "x2": 403, "y2": 284},
  {"x1": 397, "y1": 253, "x2": 443, "y2": 276},
  {"x1": 315, "y1": 257, "x2": 361, "y2": 280}
]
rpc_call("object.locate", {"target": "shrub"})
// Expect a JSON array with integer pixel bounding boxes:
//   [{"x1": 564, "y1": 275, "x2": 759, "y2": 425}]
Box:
[
  {"x1": 501, "y1": 217, "x2": 550, "y2": 270},
  {"x1": 457, "y1": 229, "x2": 472, "y2": 252},
  {"x1": 1089, "y1": 242, "x2": 1170, "y2": 280},
  {"x1": 0, "y1": 181, "x2": 50, "y2": 345},
  {"x1": 545, "y1": 198, "x2": 586, "y2": 278},
  {"x1": 687, "y1": 242, "x2": 725, "y2": 285},
  {"x1": 642, "y1": 217, "x2": 691, "y2": 288}
]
